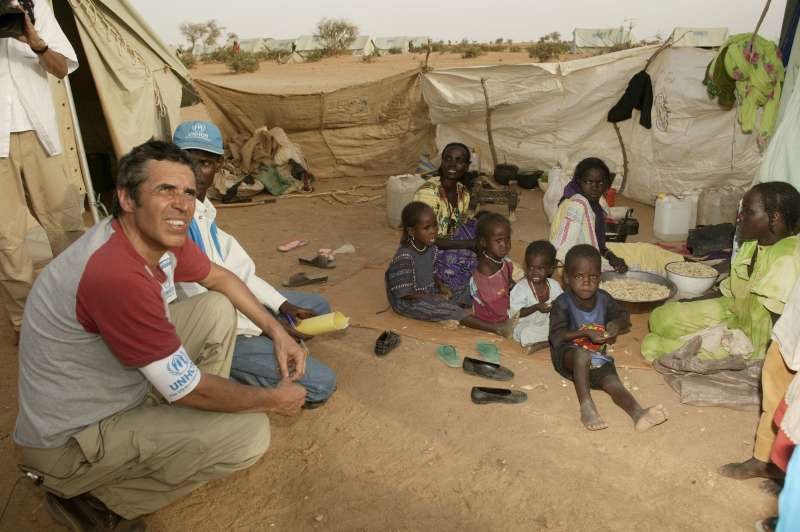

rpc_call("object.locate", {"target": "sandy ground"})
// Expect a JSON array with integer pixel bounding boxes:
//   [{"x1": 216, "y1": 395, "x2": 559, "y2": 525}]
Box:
[
  {"x1": 187, "y1": 50, "x2": 595, "y2": 94},
  {"x1": 0, "y1": 178, "x2": 778, "y2": 531}
]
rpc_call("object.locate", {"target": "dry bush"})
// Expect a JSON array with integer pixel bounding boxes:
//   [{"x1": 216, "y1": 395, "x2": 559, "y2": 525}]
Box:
[{"x1": 226, "y1": 51, "x2": 259, "y2": 73}]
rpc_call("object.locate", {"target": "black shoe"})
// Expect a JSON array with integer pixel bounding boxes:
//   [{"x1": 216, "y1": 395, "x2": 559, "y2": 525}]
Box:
[
  {"x1": 374, "y1": 330, "x2": 401, "y2": 356},
  {"x1": 46, "y1": 493, "x2": 147, "y2": 531},
  {"x1": 462, "y1": 357, "x2": 514, "y2": 381},
  {"x1": 470, "y1": 386, "x2": 527, "y2": 405}
]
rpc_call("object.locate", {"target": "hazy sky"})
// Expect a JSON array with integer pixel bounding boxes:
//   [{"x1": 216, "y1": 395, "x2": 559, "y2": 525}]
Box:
[{"x1": 131, "y1": 1, "x2": 788, "y2": 46}]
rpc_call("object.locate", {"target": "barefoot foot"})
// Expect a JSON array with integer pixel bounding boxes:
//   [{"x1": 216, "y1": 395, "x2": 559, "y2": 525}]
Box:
[
  {"x1": 580, "y1": 400, "x2": 608, "y2": 431},
  {"x1": 718, "y1": 457, "x2": 785, "y2": 480},
  {"x1": 634, "y1": 404, "x2": 668, "y2": 432}
]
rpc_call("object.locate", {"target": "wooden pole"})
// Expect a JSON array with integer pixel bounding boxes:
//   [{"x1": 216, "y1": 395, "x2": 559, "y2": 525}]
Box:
[{"x1": 480, "y1": 77, "x2": 498, "y2": 170}]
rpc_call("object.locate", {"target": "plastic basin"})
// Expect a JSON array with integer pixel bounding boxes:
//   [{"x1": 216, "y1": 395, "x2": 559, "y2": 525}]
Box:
[{"x1": 665, "y1": 261, "x2": 718, "y2": 297}]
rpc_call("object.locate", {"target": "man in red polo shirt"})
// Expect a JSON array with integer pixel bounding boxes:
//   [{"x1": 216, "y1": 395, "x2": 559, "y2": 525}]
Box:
[{"x1": 15, "y1": 140, "x2": 306, "y2": 530}]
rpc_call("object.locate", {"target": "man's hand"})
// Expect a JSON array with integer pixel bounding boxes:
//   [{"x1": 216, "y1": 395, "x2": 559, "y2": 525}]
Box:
[
  {"x1": 272, "y1": 330, "x2": 307, "y2": 381},
  {"x1": 278, "y1": 301, "x2": 315, "y2": 341},
  {"x1": 265, "y1": 380, "x2": 306, "y2": 416},
  {"x1": 15, "y1": 14, "x2": 45, "y2": 51},
  {"x1": 279, "y1": 301, "x2": 316, "y2": 321}
]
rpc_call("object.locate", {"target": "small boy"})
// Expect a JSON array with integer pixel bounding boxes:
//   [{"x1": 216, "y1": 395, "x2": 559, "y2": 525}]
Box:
[
  {"x1": 509, "y1": 241, "x2": 562, "y2": 353},
  {"x1": 549, "y1": 244, "x2": 668, "y2": 431}
]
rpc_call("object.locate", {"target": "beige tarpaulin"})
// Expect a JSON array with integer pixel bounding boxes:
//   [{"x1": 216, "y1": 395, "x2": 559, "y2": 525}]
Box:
[
  {"x1": 194, "y1": 70, "x2": 435, "y2": 178},
  {"x1": 422, "y1": 46, "x2": 762, "y2": 204}
]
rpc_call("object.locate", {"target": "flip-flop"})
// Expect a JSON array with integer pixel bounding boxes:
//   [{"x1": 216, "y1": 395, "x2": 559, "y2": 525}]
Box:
[
  {"x1": 476, "y1": 341, "x2": 500, "y2": 364},
  {"x1": 277, "y1": 239, "x2": 308, "y2": 252},
  {"x1": 282, "y1": 272, "x2": 328, "y2": 287},
  {"x1": 374, "y1": 331, "x2": 401, "y2": 356},
  {"x1": 299, "y1": 254, "x2": 336, "y2": 269},
  {"x1": 470, "y1": 386, "x2": 528, "y2": 405},
  {"x1": 462, "y1": 357, "x2": 514, "y2": 381},
  {"x1": 436, "y1": 345, "x2": 461, "y2": 368}
]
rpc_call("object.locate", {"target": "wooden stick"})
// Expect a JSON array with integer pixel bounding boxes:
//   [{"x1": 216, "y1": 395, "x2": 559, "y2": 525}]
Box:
[
  {"x1": 214, "y1": 198, "x2": 276, "y2": 209},
  {"x1": 613, "y1": 123, "x2": 630, "y2": 194},
  {"x1": 480, "y1": 77, "x2": 499, "y2": 169}
]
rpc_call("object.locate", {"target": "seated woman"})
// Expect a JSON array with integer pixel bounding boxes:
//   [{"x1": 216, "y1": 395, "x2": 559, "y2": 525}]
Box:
[
  {"x1": 549, "y1": 157, "x2": 683, "y2": 275},
  {"x1": 413, "y1": 143, "x2": 477, "y2": 306},
  {"x1": 642, "y1": 181, "x2": 800, "y2": 362}
]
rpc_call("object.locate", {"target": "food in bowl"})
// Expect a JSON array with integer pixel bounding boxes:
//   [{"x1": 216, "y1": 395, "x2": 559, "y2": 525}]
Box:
[
  {"x1": 600, "y1": 279, "x2": 671, "y2": 302},
  {"x1": 665, "y1": 261, "x2": 718, "y2": 278}
]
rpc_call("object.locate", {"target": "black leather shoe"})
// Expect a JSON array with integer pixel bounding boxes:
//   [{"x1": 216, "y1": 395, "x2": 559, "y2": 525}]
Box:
[
  {"x1": 46, "y1": 493, "x2": 147, "y2": 532},
  {"x1": 462, "y1": 357, "x2": 514, "y2": 381},
  {"x1": 470, "y1": 386, "x2": 527, "y2": 405}
]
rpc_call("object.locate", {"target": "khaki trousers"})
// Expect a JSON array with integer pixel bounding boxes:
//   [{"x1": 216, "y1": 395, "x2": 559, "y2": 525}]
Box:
[
  {"x1": 753, "y1": 341, "x2": 796, "y2": 462},
  {"x1": 20, "y1": 292, "x2": 270, "y2": 519},
  {"x1": 0, "y1": 131, "x2": 84, "y2": 329}
]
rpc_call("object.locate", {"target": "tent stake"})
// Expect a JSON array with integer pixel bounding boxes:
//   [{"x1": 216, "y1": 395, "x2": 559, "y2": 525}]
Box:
[
  {"x1": 480, "y1": 77, "x2": 498, "y2": 169},
  {"x1": 64, "y1": 76, "x2": 99, "y2": 224}
]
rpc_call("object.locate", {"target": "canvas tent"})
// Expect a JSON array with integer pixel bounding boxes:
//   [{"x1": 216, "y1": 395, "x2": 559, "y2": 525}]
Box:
[
  {"x1": 239, "y1": 38, "x2": 267, "y2": 53},
  {"x1": 374, "y1": 37, "x2": 410, "y2": 54},
  {"x1": 670, "y1": 27, "x2": 729, "y2": 48},
  {"x1": 264, "y1": 38, "x2": 296, "y2": 53},
  {"x1": 294, "y1": 34, "x2": 376, "y2": 56},
  {"x1": 422, "y1": 46, "x2": 761, "y2": 204},
  {"x1": 46, "y1": 0, "x2": 193, "y2": 213},
  {"x1": 573, "y1": 28, "x2": 635, "y2": 49}
]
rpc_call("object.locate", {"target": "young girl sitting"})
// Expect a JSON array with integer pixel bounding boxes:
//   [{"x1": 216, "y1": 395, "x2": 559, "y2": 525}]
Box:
[
  {"x1": 549, "y1": 244, "x2": 668, "y2": 432},
  {"x1": 468, "y1": 212, "x2": 522, "y2": 336},
  {"x1": 509, "y1": 241, "x2": 563, "y2": 353},
  {"x1": 385, "y1": 202, "x2": 470, "y2": 322}
]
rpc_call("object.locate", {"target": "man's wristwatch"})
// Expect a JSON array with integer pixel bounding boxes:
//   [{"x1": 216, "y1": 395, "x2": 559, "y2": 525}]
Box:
[{"x1": 32, "y1": 43, "x2": 49, "y2": 55}]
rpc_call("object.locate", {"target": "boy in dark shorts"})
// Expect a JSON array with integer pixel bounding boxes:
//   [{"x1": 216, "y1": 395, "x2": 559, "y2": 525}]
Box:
[{"x1": 549, "y1": 244, "x2": 668, "y2": 432}]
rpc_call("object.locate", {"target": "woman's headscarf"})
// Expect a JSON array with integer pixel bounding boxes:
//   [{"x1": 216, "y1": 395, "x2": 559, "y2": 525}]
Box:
[{"x1": 560, "y1": 157, "x2": 611, "y2": 251}]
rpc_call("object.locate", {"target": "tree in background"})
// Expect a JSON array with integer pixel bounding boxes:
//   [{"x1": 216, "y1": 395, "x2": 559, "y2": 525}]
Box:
[
  {"x1": 202, "y1": 20, "x2": 225, "y2": 49},
  {"x1": 316, "y1": 18, "x2": 358, "y2": 56},
  {"x1": 179, "y1": 19, "x2": 225, "y2": 54},
  {"x1": 179, "y1": 22, "x2": 206, "y2": 54}
]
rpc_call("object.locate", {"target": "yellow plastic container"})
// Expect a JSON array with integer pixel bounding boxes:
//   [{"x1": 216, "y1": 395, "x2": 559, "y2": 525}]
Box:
[{"x1": 295, "y1": 312, "x2": 350, "y2": 336}]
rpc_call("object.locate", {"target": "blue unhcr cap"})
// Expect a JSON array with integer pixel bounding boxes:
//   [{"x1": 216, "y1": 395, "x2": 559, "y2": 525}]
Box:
[{"x1": 172, "y1": 120, "x2": 224, "y2": 155}]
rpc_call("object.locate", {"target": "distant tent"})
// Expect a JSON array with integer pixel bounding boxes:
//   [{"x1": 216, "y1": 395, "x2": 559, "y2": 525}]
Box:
[
  {"x1": 349, "y1": 35, "x2": 376, "y2": 56},
  {"x1": 50, "y1": 0, "x2": 194, "y2": 204},
  {"x1": 280, "y1": 51, "x2": 305, "y2": 64},
  {"x1": 573, "y1": 28, "x2": 635, "y2": 49},
  {"x1": 294, "y1": 35, "x2": 324, "y2": 53},
  {"x1": 295, "y1": 34, "x2": 376, "y2": 56},
  {"x1": 374, "y1": 37, "x2": 410, "y2": 54},
  {"x1": 264, "y1": 38, "x2": 296, "y2": 53},
  {"x1": 670, "y1": 27, "x2": 729, "y2": 48},
  {"x1": 239, "y1": 38, "x2": 266, "y2": 53},
  {"x1": 408, "y1": 37, "x2": 431, "y2": 51}
]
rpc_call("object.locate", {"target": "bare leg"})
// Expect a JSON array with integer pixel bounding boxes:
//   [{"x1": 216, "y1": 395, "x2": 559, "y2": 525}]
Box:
[
  {"x1": 461, "y1": 316, "x2": 513, "y2": 337},
  {"x1": 564, "y1": 348, "x2": 607, "y2": 431},
  {"x1": 599, "y1": 375, "x2": 668, "y2": 432}
]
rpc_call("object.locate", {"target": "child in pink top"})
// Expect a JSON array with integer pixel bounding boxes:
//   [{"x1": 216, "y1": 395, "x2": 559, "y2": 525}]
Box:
[{"x1": 467, "y1": 213, "x2": 518, "y2": 336}]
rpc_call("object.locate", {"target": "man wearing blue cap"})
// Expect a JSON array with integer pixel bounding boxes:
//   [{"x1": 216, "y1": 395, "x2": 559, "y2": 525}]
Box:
[{"x1": 172, "y1": 120, "x2": 336, "y2": 407}]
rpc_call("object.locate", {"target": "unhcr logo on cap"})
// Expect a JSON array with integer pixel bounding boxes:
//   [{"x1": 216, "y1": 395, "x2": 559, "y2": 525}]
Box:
[{"x1": 189, "y1": 121, "x2": 210, "y2": 140}]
